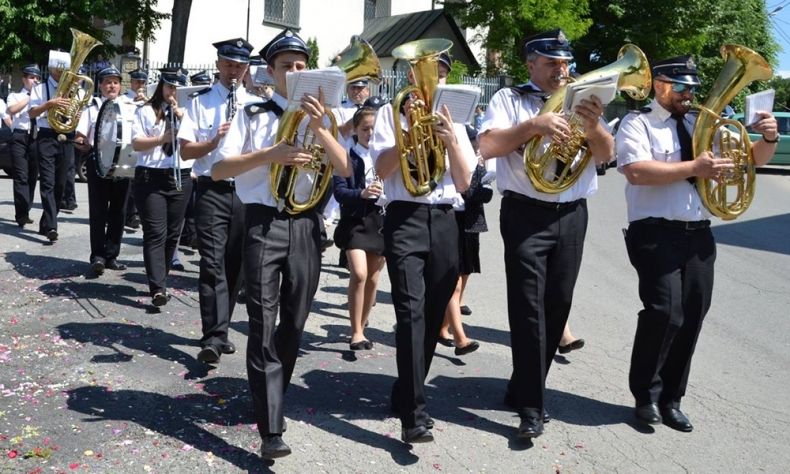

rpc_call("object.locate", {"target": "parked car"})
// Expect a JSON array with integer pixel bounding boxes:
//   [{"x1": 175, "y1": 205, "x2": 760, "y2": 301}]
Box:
[
  {"x1": 0, "y1": 122, "x2": 12, "y2": 176},
  {"x1": 731, "y1": 111, "x2": 790, "y2": 165}
]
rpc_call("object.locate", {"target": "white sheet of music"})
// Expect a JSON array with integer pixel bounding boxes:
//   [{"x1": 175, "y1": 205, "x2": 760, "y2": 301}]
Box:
[
  {"x1": 745, "y1": 89, "x2": 774, "y2": 126},
  {"x1": 562, "y1": 72, "x2": 619, "y2": 116},
  {"x1": 286, "y1": 67, "x2": 346, "y2": 108},
  {"x1": 432, "y1": 84, "x2": 481, "y2": 124}
]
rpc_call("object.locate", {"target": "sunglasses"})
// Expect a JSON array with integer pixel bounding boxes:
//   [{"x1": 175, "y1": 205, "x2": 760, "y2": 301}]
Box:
[{"x1": 661, "y1": 81, "x2": 698, "y2": 94}]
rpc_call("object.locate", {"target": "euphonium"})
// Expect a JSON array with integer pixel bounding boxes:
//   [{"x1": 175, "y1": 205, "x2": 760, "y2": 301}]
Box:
[
  {"x1": 524, "y1": 44, "x2": 652, "y2": 193},
  {"x1": 47, "y1": 28, "x2": 103, "y2": 134},
  {"x1": 391, "y1": 38, "x2": 453, "y2": 196},
  {"x1": 691, "y1": 44, "x2": 772, "y2": 220},
  {"x1": 270, "y1": 35, "x2": 381, "y2": 214}
]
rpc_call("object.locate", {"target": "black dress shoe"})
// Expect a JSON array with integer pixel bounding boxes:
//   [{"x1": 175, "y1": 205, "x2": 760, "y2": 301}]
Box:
[
  {"x1": 635, "y1": 403, "x2": 663, "y2": 425},
  {"x1": 105, "y1": 260, "x2": 127, "y2": 271},
  {"x1": 401, "y1": 425, "x2": 434, "y2": 443},
  {"x1": 260, "y1": 435, "x2": 291, "y2": 459},
  {"x1": 558, "y1": 338, "x2": 585, "y2": 354},
  {"x1": 543, "y1": 410, "x2": 551, "y2": 423},
  {"x1": 349, "y1": 340, "x2": 373, "y2": 351},
  {"x1": 197, "y1": 345, "x2": 221, "y2": 364},
  {"x1": 219, "y1": 341, "x2": 236, "y2": 354},
  {"x1": 126, "y1": 215, "x2": 141, "y2": 229},
  {"x1": 91, "y1": 258, "x2": 105, "y2": 275},
  {"x1": 152, "y1": 292, "x2": 168, "y2": 307},
  {"x1": 504, "y1": 391, "x2": 550, "y2": 422},
  {"x1": 437, "y1": 336, "x2": 454, "y2": 347},
  {"x1": 425, "y1": 416, "x2": 435, "y2": 430},
  {"x1": 454, "y1": 340, "x2": 480, "y2": 356},
  {"x1": 660, "y1": 406, "x2": 693, "y2": 432},
  {"x1": 460, "y1": 305, "x2": 472, "y2": 315},
  {"x1": 46, "y1": 229, "x2": 58, "y2": 242},
  {"x1": 517, "y1": 415, "x2": 544, "y2": 439}
]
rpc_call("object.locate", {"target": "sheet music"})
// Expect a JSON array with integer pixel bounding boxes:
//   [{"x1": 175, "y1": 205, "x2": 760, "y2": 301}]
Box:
[
  {"x1": 562, "y1": 72, "x2": 619, "y2": 115},
  {"x1": 286, "y1": 67, "x2": 346, "y2": 108},
  {"x1": 745, "y1": 89, "x2": 774, "y2": 126},
  {"x1": 253, "y1": 66, "x2": 274, "y2": 86},
  {"x1": 431, "y1": 84, "x2": 481, "y2": 124}
]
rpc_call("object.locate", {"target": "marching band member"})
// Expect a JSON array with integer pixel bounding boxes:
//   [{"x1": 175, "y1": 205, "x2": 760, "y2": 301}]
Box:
[
  {"x1": 6, "y1": 64, "x2": 41, "y2": 228},
  {"x1": 616, "y1": 55, "x2": 778, "y2": 431},
  {"x1": 478, "y1": 29, "x2": 613, "y2": 438},
  {"x1": 131, "y1": 67, "x2": 193, "y2": 307},
  {"x1": 125, "y1": 68, "x2": 149, "y2": 104},
  {"x1": 74, "y1": 66, "x2": 133, "y2": 275},
  {"x1": 371, "y1": 51, "x2": 475, "y2": 444},
  {"x1": 212, "y1": 28, "x2": 350, "y2": 460},
  {"x1": 28, "y1": 50, "x2": 76, "y2": 243},
  {"x1": 178, "y1": 38, "x2": 254, "y2": 364}
]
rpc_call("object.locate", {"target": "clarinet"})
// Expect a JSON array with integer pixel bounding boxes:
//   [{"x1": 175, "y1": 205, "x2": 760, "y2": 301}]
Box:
[
  {"x1": 227, "y1": 78, "x2": 238, "y2": 122},
  {"x1": 163, "y1": 103, "x2": 182, "y2": 191}
]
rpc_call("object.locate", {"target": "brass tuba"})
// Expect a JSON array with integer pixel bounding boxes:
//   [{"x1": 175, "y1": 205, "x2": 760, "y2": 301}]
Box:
[
  {"x1": 47, "y1": 28, "x2": 103, "y2": 134},
  {"x1": 391, "y1": 38, "x2": 453, "y2": 197},
  {"x1": 524, "y1": 44, "x2": 652, "y2": 193},
  {"x1": 691, "y1": 44, "x2": 772, "y2": 220},
  {"x1": 270, "y1": 35, "x2": 381, "y2": 214}
]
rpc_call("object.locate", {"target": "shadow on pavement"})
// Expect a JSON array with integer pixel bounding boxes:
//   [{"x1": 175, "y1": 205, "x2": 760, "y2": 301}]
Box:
[
  {"x1": 5, "y1": 251, "x2": 87, "y2": 280},
  {"x1": 57, "y1": 322, "x2": 209, "y2": 380},
  {"x1": 713, "y1": 212, "x2": 790, "y2": 255}
]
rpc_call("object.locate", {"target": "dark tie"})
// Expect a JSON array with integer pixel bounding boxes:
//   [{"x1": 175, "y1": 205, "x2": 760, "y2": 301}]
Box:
[
  {"x1": 671, "y1": 113, "x2": 696, "y2": 184},
  {"x1": 162, "y1": 106, "x2": 174, "y2": 157}
]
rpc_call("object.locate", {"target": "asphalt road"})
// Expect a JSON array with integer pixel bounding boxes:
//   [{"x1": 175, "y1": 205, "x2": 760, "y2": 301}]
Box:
[{"x1": 0, "y1": 168, "x2": 788, "y2": 473}]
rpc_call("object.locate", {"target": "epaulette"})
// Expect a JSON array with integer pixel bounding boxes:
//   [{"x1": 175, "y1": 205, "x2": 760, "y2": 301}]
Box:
[
  {"x1": 638, "y1": 106, "x2": 652, "y2": 113},
  {"x1": 245, "y1": 100, "x2": 284, "y2": 118},
  {"x1": 189, "y1": 87, "x2": 212, "y2": 99}
]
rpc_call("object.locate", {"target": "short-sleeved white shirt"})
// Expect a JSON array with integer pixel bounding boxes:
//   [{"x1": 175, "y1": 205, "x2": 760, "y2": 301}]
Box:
[
  {"x1": 178, "y1": 82, "x2": 254, "y2": 178},
  {"x1": 29, "y1": 77, "x2": 59, "y2": 130},
  {"x1": 76, "y1": 95, "x2": 137, "y2": 147},
  {"x1": 615, "y1": 98, "x2": 709, "y2": 222},
  {"x1": 369, "y1": 102, "x2": 475, "y2": 206},
  {"x1": 479, "y1": 82, "x2": 598, "y2": 202},
  {"x1": 7, "y1": 89, "x2": 34, "y2": 131},
  {"x1": 335, "y1": 99, "x2": 361, "y2": 149},
  {"x1": 0, "y1": 98, "x2": 7, "y2": 120},
  {"x1": 131, "y1": 104, "x2": 192, "y2": 169}
]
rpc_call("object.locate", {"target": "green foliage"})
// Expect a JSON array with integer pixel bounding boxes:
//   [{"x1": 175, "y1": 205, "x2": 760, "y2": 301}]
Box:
[
  {"x1": 765, "y1": 76, "x2": 790, "y2": 112},
  {"x1": 0, "y1": 0, "x2": 168, "y2": 67},
  {"x1": 306, "y1": 37, "x2": 319, "y2": 69},
  {"x1": 447, "y1": 59, "x2": 469, "y2": 84}
]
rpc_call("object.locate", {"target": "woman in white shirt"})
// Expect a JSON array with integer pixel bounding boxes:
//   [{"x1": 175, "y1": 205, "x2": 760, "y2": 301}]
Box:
[{"x1": 131, "y1": 68, "x2": 193, "y2": 307}]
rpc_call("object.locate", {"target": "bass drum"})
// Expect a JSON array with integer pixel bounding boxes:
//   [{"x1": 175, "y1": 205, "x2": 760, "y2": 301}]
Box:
[{"x1": 93, "y1": 98, "x2": 137, "y2": 179}]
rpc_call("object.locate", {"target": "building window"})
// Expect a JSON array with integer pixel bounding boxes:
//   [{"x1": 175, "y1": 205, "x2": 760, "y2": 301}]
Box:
[
  {"x1": 364, "y1": 0, "x2": 390, "y2": 22},
  {"x1": 263, "y1": 0, "x2": 300, "y2": 29}
]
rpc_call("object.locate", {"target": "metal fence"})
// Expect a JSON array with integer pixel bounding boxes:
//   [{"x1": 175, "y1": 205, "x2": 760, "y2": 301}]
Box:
[{"x1": 147, "y1": 61, "x2": 218, "y2": 83}]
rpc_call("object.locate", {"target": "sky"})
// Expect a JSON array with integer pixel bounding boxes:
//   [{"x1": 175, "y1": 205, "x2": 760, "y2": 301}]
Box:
[{"x1": 769, "y1": 0, "x2": 790, "y2": 76}]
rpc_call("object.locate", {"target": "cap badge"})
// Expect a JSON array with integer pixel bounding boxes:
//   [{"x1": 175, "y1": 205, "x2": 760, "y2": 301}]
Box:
[
  {"x1": 686, "y1": 57, "x2": 695, "y2": 69},
  {"x1": 236, "y1": 40, "x2": 243, "y2": 48},
  {"x1": 557, "y1": 31, "x2": 567, "y2": 43},
  {"x1": 285, "y1": 30, "x2": 293, "y2": 38}
]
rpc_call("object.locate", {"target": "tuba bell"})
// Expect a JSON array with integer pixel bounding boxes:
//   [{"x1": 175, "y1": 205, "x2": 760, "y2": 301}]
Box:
[
  {"x1": 391, "y1": 38, "x2": 453, "y2": 197},
  {"x1": 270, "y1": 35, "x2": 381, "y2": 214},
  {"x1": 691, "y1": 44, "x2": 772, "y2": 220},
  {"x1": 523, "y1": 44, "x2": 652, "y2": 193},
  {"x1": 47, "y1": 28, "x2": 103, "y2": 135}
]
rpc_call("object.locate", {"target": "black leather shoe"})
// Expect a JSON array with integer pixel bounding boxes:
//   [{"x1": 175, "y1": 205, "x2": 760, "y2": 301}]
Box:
[
  {"x1": 91, "y1": 258, "x2": 105, "y2": 275},
  {"x1": 454, "y1": 340, "x2": 480, "y2": 356},
  {"x1": 558, "y1": 338, "x2": 585, "y2": 354},
  {"x1": 260, "y1": 435, "x2": 291, "y2": 460},
  {"x1": 46, "y1": 229, "x2": 58, "y2": 242},
  {"x1": 152, "y1": 292, "x2": 168, "y2": 307},
  {"x1": 401, "y1": 425, "x2": 434, "y2": 443},
  {"x1": 105, "y1": 260, "x2": 127, "y2": 271},
  {"x1": 126, "y1": 215, "x2": 141, "y2": 229},
  {"x1": 425, "y1": 416, "x2": 435, "y2": 430},
  {"x1": 197, "y1": 345, "x2": 221, "y2": 364},
  {"x1": 437, "y1": 336, "x2": 454, "y2": 347},
  {"x1": 517, "y1": 415, "x2": 544, "y2": 439},
  {"x1": 543, "y1": 410, "x2": 551, "y2": 423},
  {"x1": 635, "y1": 403, "x2": 663, "y2": 425},
  {"x1": 660, "y1": 406, "x2": 693, "y2": 432},
  {"x1": 460, "y1": 305, "x2": 472, "y2": 315},
  {"x1": 219, "y1": 341, "x2": 236, "y2": 354}
]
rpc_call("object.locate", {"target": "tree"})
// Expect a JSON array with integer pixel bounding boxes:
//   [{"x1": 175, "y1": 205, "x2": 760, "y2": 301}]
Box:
[
  {"x1": 167, "y1": 0, "x2": 192, "y2": 63},
  {"x1": 0, "y1": 0, "x2": 168, "y2": 67},
  {"x1": 447, "y1": 59, "x2": 469, "y2": 84},
  {"x1": 306, "y1": 38, "x2": 319, "y2": 69}
]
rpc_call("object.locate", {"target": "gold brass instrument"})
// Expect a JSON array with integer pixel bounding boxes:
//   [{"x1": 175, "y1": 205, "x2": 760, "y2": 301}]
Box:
[
  {"x1": 270, "y1": 35, "x2": 381, "y2": 214},
  {"x1": 691, "y1": 44, "x2": 772, "y2": 220},
  {"x1": 523, "y1": 44, "x2": 652, "y2": 193},
  {"x1": 391, "y1": 38, "x2": 453, "y2": 196},
  {"x1": 47, "y1": 28, "x2": 103, "y2": 134}
]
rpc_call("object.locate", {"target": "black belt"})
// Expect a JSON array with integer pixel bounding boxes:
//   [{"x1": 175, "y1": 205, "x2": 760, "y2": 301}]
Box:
[
  {"x1": 634, "y1": 217, "x2": 711, "y2": 231},
  {"x1": 198, "y1": 176, "x2": 235, "y2": 189},
  {"x1": 36, "y1": 128, "x2": 74, "y2": 139},
  {"x1": 135, "y1": 167, "x2": 192, "y2": 178},
  {"x1": 389, "y1": 201, "x2": 453, "y2": 211},
  {"x1": 503, "y1": 190, "x2": 583, "y2": 210},
  {"x1": 13, "y1": 128, "x2": 31, "y2": 135}
]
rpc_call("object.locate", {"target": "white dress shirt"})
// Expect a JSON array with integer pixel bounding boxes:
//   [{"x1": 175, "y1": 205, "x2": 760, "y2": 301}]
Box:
[
  {"x1": 479, "y1": 81, "x2": 598, "y2": 202},
  {"x1": 7, "y1": 89, "x2": 34, "y2": 131},
  {"x1": 616, "y1": 98, "x2": 709, "y2": 222},
  {"x1": 369, "y1": 102, "x2": 475, "y2": 206},
  {"x1": 132, "y1": 104, "x2": 192, "y2": 169},
  {"x1": 76, "y1": 95, "x2": 137, "y2": 147},
  {"x1": 29, "y1": 77, "x2": 59, "y2": 130},
  {"x1": 178, "y1": 82, "x2": 254, "y2": 177}
]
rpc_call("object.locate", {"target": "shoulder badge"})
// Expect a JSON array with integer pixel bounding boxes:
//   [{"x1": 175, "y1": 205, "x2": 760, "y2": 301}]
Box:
[
  {"x1": 638, "y1": 106, "x2": 652, "y2": 113},
  {"x1": 245, "y1": 100, "x2": 284, "y2": 118},
  {"x1": 189, "y1": 87, "x2": 212, "y2": 99}
]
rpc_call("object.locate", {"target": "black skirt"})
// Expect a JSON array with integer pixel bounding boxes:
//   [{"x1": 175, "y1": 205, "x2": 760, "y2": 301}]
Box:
[
  {"x1": 334, "y1": 208, "x2": 385, "y2": 255},
  {"x1": 456, "y1": 210, "x2": 481, "y2": 275}
]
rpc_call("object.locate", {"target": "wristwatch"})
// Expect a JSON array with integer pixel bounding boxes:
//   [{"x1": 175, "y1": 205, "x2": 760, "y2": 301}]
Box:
[{"x1": 763, "y1": 134, "x2": 780, "y2": 143}]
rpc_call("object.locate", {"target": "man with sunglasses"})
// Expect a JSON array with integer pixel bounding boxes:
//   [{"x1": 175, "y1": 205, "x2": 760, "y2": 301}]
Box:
[{"x1": 615, "y1": 55, "x2": 778, "y2": 432}]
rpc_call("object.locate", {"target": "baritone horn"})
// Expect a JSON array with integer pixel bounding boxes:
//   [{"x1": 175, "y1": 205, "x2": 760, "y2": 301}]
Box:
[
  {"x1": 691, "y1": 44, "x2": 772, "y2": 220},
  {"x1": 523, "y1": 44, "x2": 652, "y2": 193},
  {"x1": 391, "y1": 38, "x2": 453, "y2": 197},
  {"x1": 48, "y1": 28, "x2": 103, "y2": 135},
  {"x1": 270, "y1": 35, "x2": 381, "y2": 214}
]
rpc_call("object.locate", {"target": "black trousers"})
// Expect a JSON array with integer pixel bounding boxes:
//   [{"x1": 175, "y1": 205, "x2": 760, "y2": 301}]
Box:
[
  {"x1": 10, "y1": 130, "x2": 38, "y2": 224},
  {"x1": 180, "y1": 179, "x2": 197, "y2": 245},
  {"x1": 384, "y1": 201, "x2": 459, "y2": 429},
  {"x1": 87, "y1": 158, "x2": 130, "y2": 262},
  {"x1": 244, "y1": 204, "x2": 321, "y2": 437},
  {"x1": 36, "y1": 130, "x2": 73, "y2": 234},
  {"x1": 500, "y1": 193, "x2": 588, "y2": 416},
  {"x1": 133, "y1": 167, "x2": 193, "y2": 296},
  {"x1": 195, "y1": 178, "x2": 245, "y2": 348},
  {"x1": 62, "y1": 150, "x2": 78, "y2": 207},
  {"x1": 624, "y1": 219, "x2": 715, "y2": 407}
]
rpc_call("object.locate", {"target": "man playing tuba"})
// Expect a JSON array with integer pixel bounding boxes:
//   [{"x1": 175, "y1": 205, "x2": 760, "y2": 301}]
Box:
[
  {"x1": 615, "y1": 55, "x2": 778, "y2": 432},
  {"x1": 478, "y1": 29, "x2": 613, "y2": 439}
]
